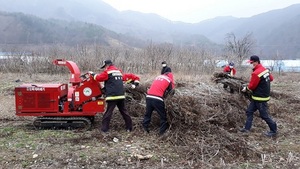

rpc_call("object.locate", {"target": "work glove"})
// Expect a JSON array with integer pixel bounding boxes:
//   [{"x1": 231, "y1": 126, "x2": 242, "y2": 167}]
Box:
[
  {"x1": 241, "y1": 84, "x2": 248, "y2": 92},
  {"x1": 88, "y1": 71, "x2": 96, "y2": 79},
  {"x1": 131, "y1": 84, "x2": 136, "y2": 89},
  {"x1": 130, "y1": 81, "x2": 139, "y2": 89},
  {"x1": 88, "y1": 71, "x2": 95, "y2": 76},
  {"x1": 241, "y1": 87, "x2": 247, "y2": 92}
]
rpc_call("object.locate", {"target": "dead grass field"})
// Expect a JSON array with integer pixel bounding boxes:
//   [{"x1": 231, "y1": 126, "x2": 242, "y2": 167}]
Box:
[{"x1": 0, "y1": 72, "x2": 300, "y2": 168}]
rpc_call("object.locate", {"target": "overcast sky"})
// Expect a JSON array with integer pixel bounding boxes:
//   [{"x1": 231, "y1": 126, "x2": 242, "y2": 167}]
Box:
[{"x1": 102, "y1": 0, "x2": 300, "y2": 23}]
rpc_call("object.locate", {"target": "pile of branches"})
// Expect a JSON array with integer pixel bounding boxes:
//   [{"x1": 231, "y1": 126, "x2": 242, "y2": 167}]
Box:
[
  {"x1": 211, "y1": 72, "x2": 252, "y2": 99},
  {"x1": 124, "y1": 79, "x2": 261, "y2": 165},
  {"x1": 116, "y1": 72, "x2": 300, "y2": 166},
  {"x1": 211, "y1": 72, "x2": 292, "y2": 100}
]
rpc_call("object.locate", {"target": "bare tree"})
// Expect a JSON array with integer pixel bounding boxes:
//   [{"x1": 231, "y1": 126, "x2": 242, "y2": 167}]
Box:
[
  {"x1": 224, "y1": 32, "x2": 255, "y2": 65},
  {"x1": 144, "y1": 42, "x2": 173, "y2": 72}
]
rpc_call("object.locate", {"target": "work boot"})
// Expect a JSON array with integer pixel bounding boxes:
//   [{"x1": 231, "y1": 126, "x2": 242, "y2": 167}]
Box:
[
  {"x1": 142, "y1": 123, "x2": 150, "y2": 133},
  {"x1": 158, "y1": 131, "x2": 170, "y2": 140},
  {"x1": 143, "y1": 127, "x2": 149, "y2": 134},
  {"x1": 100, "y1": 129, "x2": 109, "y2": 137},
  {"x1": 264, "y1": 131, "x2": 277, "y2": 137},
  {"x1": 240, "y1": 128, "x2": 250, "y2": 133}
]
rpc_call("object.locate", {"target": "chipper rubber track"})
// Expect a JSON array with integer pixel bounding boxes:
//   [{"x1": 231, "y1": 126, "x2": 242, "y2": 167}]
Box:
[{"x1": 33, "y1": 117, "x2": 92, "y2": 131}]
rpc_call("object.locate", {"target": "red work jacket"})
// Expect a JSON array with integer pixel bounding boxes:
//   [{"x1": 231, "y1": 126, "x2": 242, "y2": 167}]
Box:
[
  {"x1": 147, "y1": 73, "x2": 175, "y2": 101},
  {"x1": 248, "y1": 64, "x2": 273, "y2": 101}
]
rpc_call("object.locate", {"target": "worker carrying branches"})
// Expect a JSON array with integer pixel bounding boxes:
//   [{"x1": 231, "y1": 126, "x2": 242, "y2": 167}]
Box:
[
  {"x1": 223, "y1": 62, "x2": 236, "y2": 93},
  {"x1": 240, "y1": 55, "x2": 277, "y2": 137}
]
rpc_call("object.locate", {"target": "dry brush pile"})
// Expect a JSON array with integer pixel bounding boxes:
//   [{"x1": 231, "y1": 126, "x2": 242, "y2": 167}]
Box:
[
  {"x1": 123, "y1": 72, "x2": 300, "y2": 166},
  {"x1": 124, "y1": 75, "x2": 254, "y2": 165}
]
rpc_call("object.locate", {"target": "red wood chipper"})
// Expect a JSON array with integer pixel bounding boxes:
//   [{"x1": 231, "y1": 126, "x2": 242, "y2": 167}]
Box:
[{"x1": 15, "y1": 59, "x2": 106, "y2": 130}]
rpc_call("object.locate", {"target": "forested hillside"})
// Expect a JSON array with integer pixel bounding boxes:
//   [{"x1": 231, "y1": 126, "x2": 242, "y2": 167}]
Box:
[{"x1": 0, "y1": 12, "x2": 144, "y2": 47}]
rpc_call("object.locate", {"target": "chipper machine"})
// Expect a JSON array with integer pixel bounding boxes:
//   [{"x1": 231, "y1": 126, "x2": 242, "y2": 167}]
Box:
[{"x1": 15, "y1": 59, "x2": 105, "y2": 130}]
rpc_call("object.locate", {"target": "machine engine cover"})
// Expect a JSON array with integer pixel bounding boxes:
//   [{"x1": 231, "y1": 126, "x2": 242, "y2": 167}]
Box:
[{"x1": 15, "y1": 84, "x2": 68, "y2": 115}]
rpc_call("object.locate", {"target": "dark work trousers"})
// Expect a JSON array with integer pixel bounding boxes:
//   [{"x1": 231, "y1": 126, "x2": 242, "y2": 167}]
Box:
[
  {"x1": 142, "y1": 98, "x2": 169, "y2": 135},
  {"x1": 244, "y1": 100, "x2": 277, "y2": 132},
  {"x1": 101, "y1": 99, "x2": 132, "y2": 132}
]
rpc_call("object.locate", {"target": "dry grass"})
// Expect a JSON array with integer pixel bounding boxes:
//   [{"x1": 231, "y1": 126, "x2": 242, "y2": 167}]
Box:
[{"x1": 0, "y1": 71, "x2": 300, "y2": 168}]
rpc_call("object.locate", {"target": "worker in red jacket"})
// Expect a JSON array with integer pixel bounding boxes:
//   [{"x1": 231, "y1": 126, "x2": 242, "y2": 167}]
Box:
[
  {"x1": 241, "y1": 55, "x2": 277, "y2": 137},
  {"x1": 223, "y1": 62, "x2": 236, "y2": 76},
  {"x1": 223, "y1": 62, "x2": 236, "y2": 93},
  {"x1": 92, "y1": 60, "x2": 134, "y2": 134},
  {"x1": 142, "y1": 72, "x2": 175, "y2": 135},
  {"x1": 123, "y1": 73, "x2": 140, "y2": 89}
]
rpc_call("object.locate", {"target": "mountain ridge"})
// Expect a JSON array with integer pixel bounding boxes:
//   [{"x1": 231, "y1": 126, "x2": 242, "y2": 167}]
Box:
[{"x1": 0, "y1": 0, "x2": 299, "y2": 58}]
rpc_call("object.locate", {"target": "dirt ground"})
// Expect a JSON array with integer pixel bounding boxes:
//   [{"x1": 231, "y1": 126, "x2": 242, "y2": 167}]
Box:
[{"x1": 0, "y1": 72, "x2": 300, "y2": 168}]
